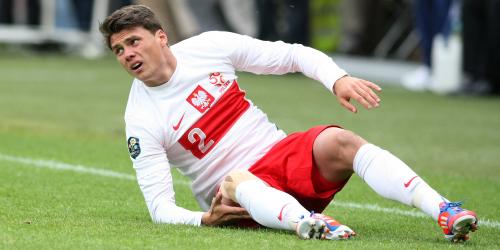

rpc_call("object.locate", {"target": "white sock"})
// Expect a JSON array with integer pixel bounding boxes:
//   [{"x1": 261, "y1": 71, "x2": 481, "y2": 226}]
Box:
[
  {"x1": 235, "y1": 179, "x2": 310, "y2": 230},
  {"x1": 353, "y1": 144, "x2": 446, "y2": 220}
]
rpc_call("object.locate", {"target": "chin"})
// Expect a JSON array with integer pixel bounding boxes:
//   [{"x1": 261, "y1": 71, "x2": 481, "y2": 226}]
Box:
[{"x1": 133, "y1": 71, "x2": 146, "y2": 80}]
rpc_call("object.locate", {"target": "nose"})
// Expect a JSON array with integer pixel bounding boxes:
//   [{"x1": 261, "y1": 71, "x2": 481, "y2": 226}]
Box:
[{"x1": 124, "y1": 48, "x2": 135, "y2": 62}]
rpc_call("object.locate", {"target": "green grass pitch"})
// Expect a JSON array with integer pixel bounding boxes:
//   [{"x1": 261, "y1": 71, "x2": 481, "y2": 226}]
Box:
[{"x1": 1, "y1": 54, "x2": 499, "y2": 249}]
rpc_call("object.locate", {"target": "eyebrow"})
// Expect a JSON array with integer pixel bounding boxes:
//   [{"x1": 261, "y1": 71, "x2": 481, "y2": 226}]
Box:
[{"x1": 111, "y1": 35, "x2": 141, "y2": 51}]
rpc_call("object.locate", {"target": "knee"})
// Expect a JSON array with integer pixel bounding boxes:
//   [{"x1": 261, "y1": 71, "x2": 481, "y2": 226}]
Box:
[
  {"x1": 335, "y1": 130, "x2": 367, "y2": 167},
  {"x1": 220, "y1": 170, "x2": 260, "y2": 203},
  {"x1": 332, "y1": 129, "x2": 366, "y2": 151},
  {"x1": 315, "y1": 127, "x2": 367, "y2": 169}
]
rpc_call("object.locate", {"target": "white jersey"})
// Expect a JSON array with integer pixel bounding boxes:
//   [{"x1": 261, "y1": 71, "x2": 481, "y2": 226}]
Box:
[{"x1": 125, "y1": 31, "x2": 347, "y2": 226}]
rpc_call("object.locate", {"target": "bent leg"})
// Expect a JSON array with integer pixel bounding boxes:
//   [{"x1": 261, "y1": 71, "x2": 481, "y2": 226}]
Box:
[
  {"x1": 353, "y1": 143, "x2": 478, "y2": 241},
  {"x1": 220, "y1": 169, "x2": 260, "y2": 203},
  {"x1": 353, "y1": 143, "x2": 445, "y2": 220},
  {"x1": 220, "y1": 170, "x2": 310, "y2": 230},
  {"x1": 313, "y1": 127, "x2": 365, "y2": 183},
  {"x1": 313, "y1": 127, "x2": 445, "y2": 220}
]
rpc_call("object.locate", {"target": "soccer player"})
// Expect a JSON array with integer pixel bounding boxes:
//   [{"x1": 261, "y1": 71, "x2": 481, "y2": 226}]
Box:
[{"x1": 100, "y1": 5, "x2": 478, "y2": 241}]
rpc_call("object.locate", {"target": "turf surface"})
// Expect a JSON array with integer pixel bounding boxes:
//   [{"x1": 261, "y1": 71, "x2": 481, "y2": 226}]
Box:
[{"x1": 1, "y1": 54, "x2": 499, "y2": 249}]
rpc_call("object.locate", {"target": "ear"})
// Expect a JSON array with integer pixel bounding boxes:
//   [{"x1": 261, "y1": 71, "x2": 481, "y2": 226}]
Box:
[{"x1": 156, "y1": 29, "x2": 168, "y2": 47}]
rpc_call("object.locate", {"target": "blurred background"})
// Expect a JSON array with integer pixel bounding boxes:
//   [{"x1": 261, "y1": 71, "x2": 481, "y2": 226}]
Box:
[
  {"x1": 1, "y1": 3, "x2": 499, "y2": 247},
  {"x1": 0, "y1": 0, "x2": 499, "y2": 95}
]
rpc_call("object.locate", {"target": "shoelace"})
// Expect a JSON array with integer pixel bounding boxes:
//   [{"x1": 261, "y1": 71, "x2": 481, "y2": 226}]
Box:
[
  {"x1": 298, "y1": 211, "x2": 316, "y2": 220},
  {"x1": 440, "y1": 201, "x2": 463, "y2": 213}
]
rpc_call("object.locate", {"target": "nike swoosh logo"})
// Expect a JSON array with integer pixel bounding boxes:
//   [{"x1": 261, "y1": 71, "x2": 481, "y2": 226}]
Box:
[
  {"x1": 172, "y1": 113, "x2": 185, "y2": 131},
  {"x1": 404, "y1": 176, "x2": 419, "y2": 188},
  {"x1": 277, "y1": 203, "x2": 290, "y2": 222}
]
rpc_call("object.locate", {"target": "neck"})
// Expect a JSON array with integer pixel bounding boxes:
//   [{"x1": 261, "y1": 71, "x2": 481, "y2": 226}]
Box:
[{"x1": 143, "y1": 48, "x2": 177, "y2": 87}]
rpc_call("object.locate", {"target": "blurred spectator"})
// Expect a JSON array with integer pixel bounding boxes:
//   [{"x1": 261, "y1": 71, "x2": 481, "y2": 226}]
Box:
[
  {"x1": 0, "y1": 0, "x2": 13, "y2": 24},
  {"x1": 339, "y1": 0, "x2": 383, "y2": 55},
  {"x1": 218, "y1": 0, "x2": 258, "y2": 37},
  {"x1": 55, "y1": 0, "x2": 78, "y2": 29},
  {"x1": 71, "y1": 0, "x2": 93, "y2": 31},
  {"x1": 0, "y1": 0, "x2": 40, "y2": 25},
  {"x1": 186, "y1": 0, "x2": 227, "y2": 33},
  {"x1": 339, "y1": 0, "x2": 417, "y2": 57},
  {"x1": 24, "y1": 0, "x2": 41, "y2": 25},
  {"x1": 184, "y1": 0, "x2": 257, "y2": 37},
  {"x1": 255, "y1": 0, "x2": 279, "y2": 41},
  {"x1": 460, "y1": 0, "x2": 500, "y2": 95},
  {"x1": 283, "y1": 0, "x2": 310, "y2": 45},
  {"x1": 256, "y1": 0, "x2": 310, "y2": 45},
  {"x1": 138, "y1": 0, "x2": 199, "y2": 44},
  {"x1": 109, "y1": 0, "x2": 134, "y2": 13},
  {"x1": 401, "y1": 0, "x2": 452, "y2": 91}
]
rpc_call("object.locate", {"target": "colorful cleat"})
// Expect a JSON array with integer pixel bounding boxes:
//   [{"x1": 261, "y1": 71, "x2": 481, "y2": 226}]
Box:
[
  {"x1": 296, "y1": 213, "x2": 356, "y2": 240},
  {"x1": 438, "y1": 201, "x2": 478, "y2": 242}
]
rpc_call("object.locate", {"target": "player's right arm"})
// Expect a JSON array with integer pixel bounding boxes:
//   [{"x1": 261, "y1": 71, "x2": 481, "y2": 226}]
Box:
[
  {"x1": 126, "y1": 115, "x2": 204, "y2": 225},
  {"x1": 201, "y1": 192, "x2": 250, "y2": 226},
  {"x1": 127, "y1": 115, "x2": 250, "y2": 226}
]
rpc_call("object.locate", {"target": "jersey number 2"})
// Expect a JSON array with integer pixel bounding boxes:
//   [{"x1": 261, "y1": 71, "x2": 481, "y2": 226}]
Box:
[
  {"x1": 188, "y1": 128, "x2": 214, "y2": 154},
  {"x1": 178, "y1": 81, "x2": 250, "y2": 159}
]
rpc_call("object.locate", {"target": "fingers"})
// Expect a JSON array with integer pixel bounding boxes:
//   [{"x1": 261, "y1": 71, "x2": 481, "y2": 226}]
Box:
[
  {"x1": 364, "y1": 80, "x2": 382, "y2": 92},
  {"x1": 225, "y1": 206, "x2": 249, "y2": 216},
  {"x1": 339, "y1": 98, "x2": 357, "y2": 113},
  {"x1": 355, "y1": 83, "x2": 380, "y2": 109},
  {"x1": 214, "y1": 192, "x2": 246, "y2": 215},
  {"x1": 213, "y1": 191, "x2": 223, "y2": 204},
  {"x1": 336, "y1": 77, "x2": 382, "y2": 113},
  {"x1": 352, "y1": 91, "x2": 373, "y2": 109},
  {"x1": 362, "y1": 80, "x2": 382, "y2": 101},
  {"x1": 225, "y1": 214, "x2": 252, "y2": 221},
  {"x1": 209, "y1": 192, "x2": 251, "y2": 223},
  {"x1": 213, "y1": 204, "x2": 251, "y2": 225},
  {"x1": 223, "y1": 206, "x2": 251, "y2": 221},
  {"x1": 208, "y1": 192, "x2": 222, "y2": 213}
]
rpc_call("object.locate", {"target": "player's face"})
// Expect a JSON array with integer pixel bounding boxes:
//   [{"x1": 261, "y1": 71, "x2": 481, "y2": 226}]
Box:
[{"x1": 110, "y1": 26, "x2": 170, "y2": 85}]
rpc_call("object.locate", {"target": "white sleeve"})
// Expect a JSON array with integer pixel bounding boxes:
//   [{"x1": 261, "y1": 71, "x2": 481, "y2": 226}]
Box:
[
  {"x1": 219, "y1": 31, "x2": 348, "y2": 93},
  {"x1": 126, "y1": 117, "x2": 204, "y2": 226}
]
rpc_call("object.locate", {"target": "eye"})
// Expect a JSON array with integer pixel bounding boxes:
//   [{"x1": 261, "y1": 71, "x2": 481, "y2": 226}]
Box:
[
  {"x1": 114, "y1": 47, "x2": 124, "y2": 56},
  {"x1": 131, "y1": 38, "x2": 140, "y2": 46}
]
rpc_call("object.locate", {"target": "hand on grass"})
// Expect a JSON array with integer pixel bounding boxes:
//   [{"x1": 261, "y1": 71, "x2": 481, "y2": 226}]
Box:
[{"x1": 201, "y1": 192, "x2": 251, "y2": 226}]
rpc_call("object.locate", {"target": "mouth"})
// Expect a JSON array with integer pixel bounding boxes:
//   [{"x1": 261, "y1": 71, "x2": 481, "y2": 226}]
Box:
[{"x1": 130, "y1": 62, "x2": 143, "y2": 72}]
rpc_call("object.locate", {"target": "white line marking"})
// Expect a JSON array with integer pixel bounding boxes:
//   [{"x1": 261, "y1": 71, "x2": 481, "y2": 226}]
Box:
[
  {"x1": 333, "y1": 201, "x2": 426, "y2": 218},
  {"x1": 1, "y1": 153, "x2": 499, "y2": 229},
  {"x1": 0, "y1": 153, "x2": 135, "y2": 181},
  {"x1": 332, "y1": 201, "x2": 500, "y2": 229}
]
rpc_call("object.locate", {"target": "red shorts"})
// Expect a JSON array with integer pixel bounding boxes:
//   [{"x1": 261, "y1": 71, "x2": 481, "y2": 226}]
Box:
[{"x1": 248, "y1": 125, "x2": 350, "y2": 213}]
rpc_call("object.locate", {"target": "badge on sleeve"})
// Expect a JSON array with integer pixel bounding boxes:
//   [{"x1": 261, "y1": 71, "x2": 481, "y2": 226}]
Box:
[{"x1": 127, "y1": 137, "x2": 141, "y2": 159}]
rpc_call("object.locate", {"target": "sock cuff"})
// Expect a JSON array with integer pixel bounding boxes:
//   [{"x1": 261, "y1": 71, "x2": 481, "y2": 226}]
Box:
[
  {"x1": 353, "y1": 143, "x2": 381, "y2": 179},
  {"x1": 235, "y1": 179, "x2": 267, "y2": 203}
]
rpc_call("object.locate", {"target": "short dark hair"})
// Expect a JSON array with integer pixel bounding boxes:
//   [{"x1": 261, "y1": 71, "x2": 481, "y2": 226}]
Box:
[{"x1": 99, "y1": 5, "x2": 163, "y2": 49}]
